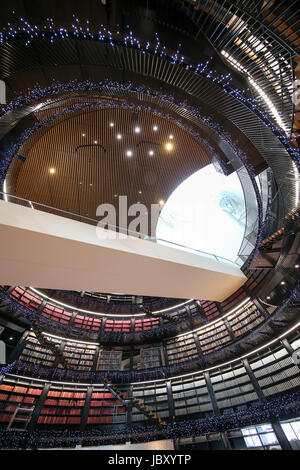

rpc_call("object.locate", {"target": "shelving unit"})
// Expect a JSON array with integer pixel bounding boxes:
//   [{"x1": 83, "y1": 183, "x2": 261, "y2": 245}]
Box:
[
  {"x1": 60, "y1": 341, "x2": 98, "y2": 371},
  {"x1": 0, "y1": 381, "x2": 42, "y2": 424},
  {"x1": 134, "y1": 318, "x2": 160, "y2": 331},
  {"x1": 139, "y1": 346, "x2": 162, "y2": 369},
  {"x1": 96, "y1": 349, "x2": 122, "y2": 371},
  {"x1": 166, "y1": 334, "x2": 198, "y2": 364},
  {"x1": 87, "y1": 388, "x2": 126, "y2": 425},
  {"x1": 20, "y1": 332, "x2": 56, "y2": 367},
  {"x1": 227, "y1": 302, "x2": 264, "y2": 337},
  {"x1": 197, "y1": 321, "x2": 231, "y2": 354},
  {"x1": 132, "y1": 382, "x2": 169, "y2": 422},
  {"x1": 38, "y1": 387, "x2": 86, "y2": 425}
]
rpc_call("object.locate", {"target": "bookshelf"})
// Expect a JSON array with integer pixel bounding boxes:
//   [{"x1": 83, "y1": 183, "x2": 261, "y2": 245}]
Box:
[
  {"x1": 138, "y1": 346, "x2": 162, "y2": 369},
  {"x1": 227, "y1": 302, "x2": 264, "y2": 337},
  {"x1": 0, "y1": 380, "x2": 42, "y2": 424},
  {"x1": 20, "y1": 332, "x2": 57, "y2": 367},
  {"x1": 87, "y1": 388, "x2": 126, "y2": 425},
  {"x1": 132, "y1": 382, "x2": 169, "y2": 422},
  {"x1": 197, "y1": 321, "x2": 231, "y2": 354},
  {"x1": 165, "y1": 334, "x2": 198, "y2": 364},
  {"x1": 134, "y1": 318, "x2": 160, "y2": 331},
  {"x1": 221, "y1": 287, "x2": 247, "y2": 313},
  {"x1": 73, "y1": 314, "x2": 102, "y2": 331},
  {"x1": 104, "y1": 319, "x2": 131, "y2": 332},
  {"x1": 199, "y1": 300, "x2": 219, "y2": 320},
  {"x1": 59, "y1": 341, "x2": 98, "y2": 371},
  {"x1": 96, "y1": 349, "x2": 122, "y2": 371},
  {"x1": 10, "y1": 287, "x2": 42, "y2": 311},
  {"x1": 38, "y1": 387, "x2": 86, "y2": 426}
]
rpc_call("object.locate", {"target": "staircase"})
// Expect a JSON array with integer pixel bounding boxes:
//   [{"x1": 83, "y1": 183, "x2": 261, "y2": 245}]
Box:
[
  {"x1": 260, "y1": 204, "x2": 300, "y2": 250},
  {"x1": 31, "y1": 322, "x2": 73, "y2": 369},
  {"x1": 139, "y1": 305, "x2": 180, "y2": 324},
  {"x1": 103, "y1": 378, "x2": 166, "y2": 426},
  {"x1": 7, "y1": 403, "x2": 34, "y2": 431}
]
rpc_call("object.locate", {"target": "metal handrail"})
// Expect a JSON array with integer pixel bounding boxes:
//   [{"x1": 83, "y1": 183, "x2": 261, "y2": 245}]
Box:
[{"x1": 0, "y1": 191, "x2": 238, "y2": 266}]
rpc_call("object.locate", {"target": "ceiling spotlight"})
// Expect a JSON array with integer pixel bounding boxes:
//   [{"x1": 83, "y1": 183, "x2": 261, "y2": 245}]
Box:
[
  {"x1": 295, "y1": 264, "x2": 299, "y2": 268},
  {"x1": 109, "y1": 122, "x2": 114, "y2": 127},
  {"x1": 134, "y1": 126, "x2": 141, "y2": 133},
  {"x1": 159, "y1": 200, "x2": 165, "y2": 206},
  {"x1": 126, "y1": 150, "x2": 133, "y2": 157},
  {"x1": 153, "y1": 125, "x2": 158, "y2": 131},
  {"x1": 266, "y1": 296, "x2": 271, "y2": 300},
  {"x1": 82, "y1": 133, "x2": 86, "y2": 137},
  {"x1": 9, "y1": 337, "x2": 13, "y2": 341},
  {"x1": 281, "y1": 281, "x2": 286, "y2": 285},
  {"x1": 116, "y1": 134, "x2": 122, "y2": 140},
  {"x1": 89, "y1": 183, "x2": 93, "y2": 187},
  {"x1": 149, "y1": 150, "x2": 154, "y2": 156},
  {"x1": 165, "y1": 142, "x2": 173, "y2": 151},
  {"x1": 169, "y1": 134, "x2": 174, "y2": 139},
  {"x1": 94, "y1": 140, "x2": 98, "y2": 144},
  {"x1": 49, "y1": 168, "x2": 55, "y2": 174},
  {"x1": 138, "y1": 190, "x2": 142, "y2": 194}
]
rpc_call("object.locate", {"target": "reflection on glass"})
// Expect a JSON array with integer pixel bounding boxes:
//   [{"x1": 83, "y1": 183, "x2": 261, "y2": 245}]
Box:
[{"x1": 156, "y1": 164, "x2": 246, "y2": 263}]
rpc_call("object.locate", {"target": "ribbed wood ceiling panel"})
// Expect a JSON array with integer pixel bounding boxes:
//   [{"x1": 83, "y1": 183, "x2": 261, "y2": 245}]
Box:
[{"x1": 13, "y1": 106, "x2": 211, "y2": 222}]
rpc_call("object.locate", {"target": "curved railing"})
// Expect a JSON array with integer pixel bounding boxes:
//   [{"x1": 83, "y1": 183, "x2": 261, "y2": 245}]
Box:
[{"x1": 0, "y1": 191, "x2": 239, "y2": 266}]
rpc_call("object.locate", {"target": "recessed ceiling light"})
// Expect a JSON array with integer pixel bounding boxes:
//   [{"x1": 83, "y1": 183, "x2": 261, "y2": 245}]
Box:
[
  {"x1": 138, "y1": 190, "x2": 142, "y2": 194},
  {"x1": 134, "y1": 126, "x2": 141, "y2": 133},
  {"x1": 281, "y1": 281, "x2": 285, "y2": 285},
  {"x1": 82, "y1": 133, "x2": 86, "y2": 137},
  {"x1": 266, "y1": 296, "x2": 271, "y2": 300},
  {"x1": 159, "y1": 200, "x2": 165, "y2": 206},
  {"x1": 153, "y1": 125, "x2": 158, "y2": 131},
  {"x1": 165, "y1": 142, "x2": 173, "y2": 151},
  {"x1": 116, "y1": 134, "x2": 122, "y2": 140},
  {"x1": 295, "y1": 264, "x2": 299, "y2": 268},
  {"x1": 79, "y1": 181, "x2": 83, "y2": 185},
  {"x1": 109, "y1": 122, "x2": 114, "y2": 127},
  {"x1": 114, "y1": 194, "x2": 118, "y2": 198},
  {"x1": 169, "y1": 134, "x2": 174, "y2": 139},
  {"x1": 149, "y1": 150, "x2": 154, "y2": 156},
  {"x1": 9, "y1": 337, "x2": 13, "y2": 341},
  {"x1": 126, "y1": 150, "x2": 133, "y2": 157},
  {"x1": 49, "y1": 168, "x2": 55, "y2": 174},
  {"x1": 89, "y1": 183, "x2": 93, "y2": 187},
  {"x1": 94, "y1": 140, "x2": 98, "y2": 144}
]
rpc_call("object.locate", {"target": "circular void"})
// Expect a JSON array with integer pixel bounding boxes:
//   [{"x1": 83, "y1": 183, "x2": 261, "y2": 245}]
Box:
[{"x1": 156, "y1": 164, "x2": 246, "y2": 263}]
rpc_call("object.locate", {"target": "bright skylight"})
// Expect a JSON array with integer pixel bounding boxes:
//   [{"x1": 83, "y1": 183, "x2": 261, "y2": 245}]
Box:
[{"x1": 156, "y1": 164, "x2": 246, "y2": 263}]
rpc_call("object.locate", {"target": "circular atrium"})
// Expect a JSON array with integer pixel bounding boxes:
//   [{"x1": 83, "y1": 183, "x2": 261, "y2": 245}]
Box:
[{"x1": 0, "y1": 0, "x2": 299, "y2": 453}]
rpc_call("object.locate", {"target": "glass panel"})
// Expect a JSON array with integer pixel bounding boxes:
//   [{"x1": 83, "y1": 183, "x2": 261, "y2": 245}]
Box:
[
  {"x1": 260, "y1": 433, "x2": 278, "y2": 446},
  {"x1": 281, "y1": 423, "x2": 296, "y2": 442}
]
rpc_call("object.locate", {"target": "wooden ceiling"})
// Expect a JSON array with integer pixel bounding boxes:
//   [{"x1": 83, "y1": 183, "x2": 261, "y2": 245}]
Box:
[{"x1": 10, "y1": 103, "x2": 212, "y2": 227}]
